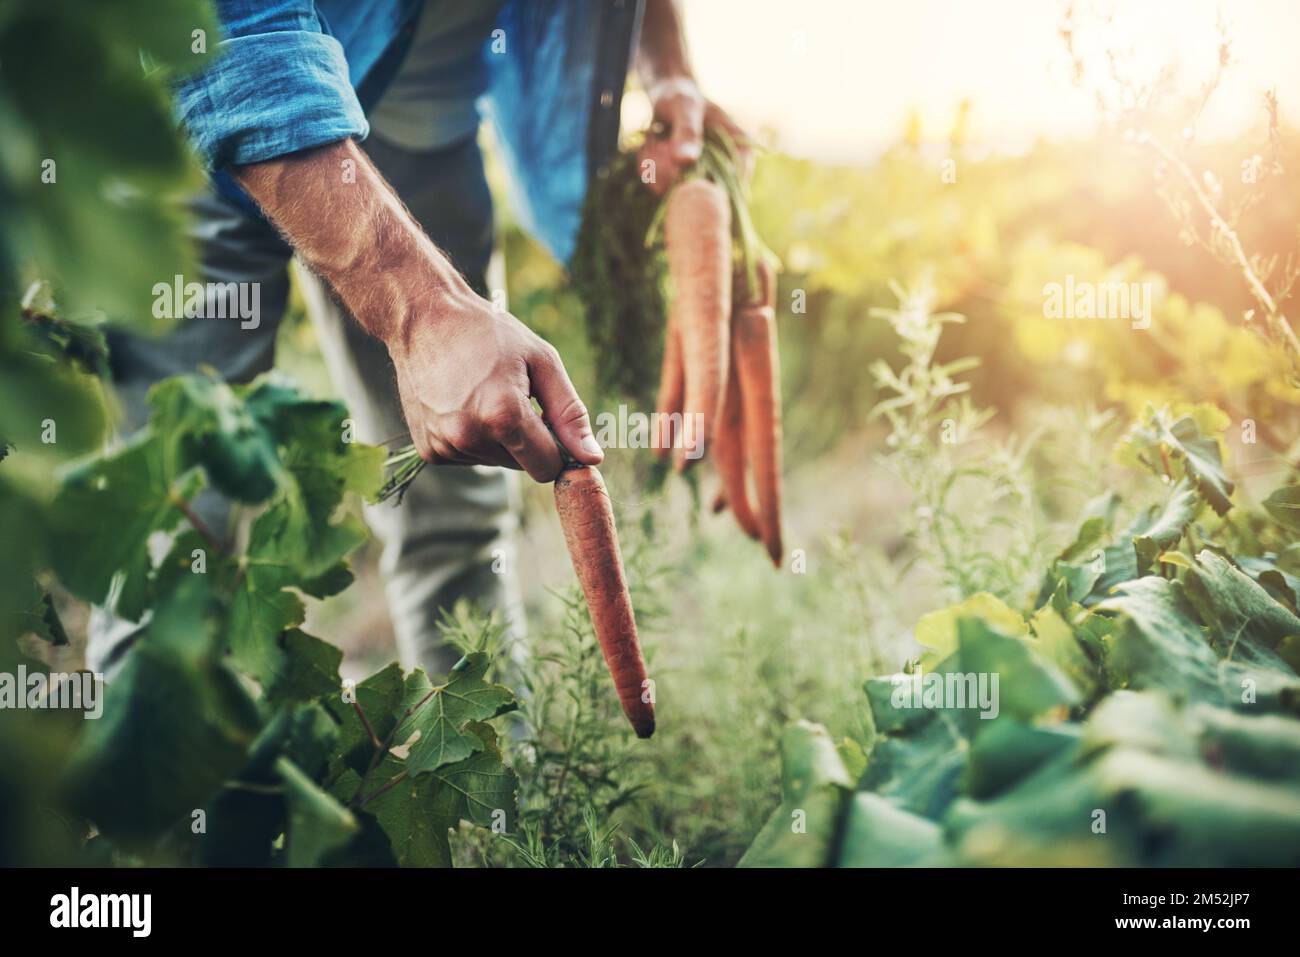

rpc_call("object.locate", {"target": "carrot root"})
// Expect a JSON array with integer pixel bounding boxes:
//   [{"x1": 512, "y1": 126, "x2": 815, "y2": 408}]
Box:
[
  {"x1": 664, "y1": 179, "x2": 732, "y2": 471},
  {"x1": 654, "y1": 318, "x2": 683, "y2": 460},
  {"x1": 733, "y1": 260, "x2": 783, "y2": 567},
  {"x1": 553, "y1": 465, "x2": 655, "y2": 738},
  {"x1": 713, "y1": 355, "x2": 762, "y2": 540}
]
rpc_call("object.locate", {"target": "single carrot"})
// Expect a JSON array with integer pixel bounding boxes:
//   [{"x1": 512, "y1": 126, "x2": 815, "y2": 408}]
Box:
[
  {"x1": 553, "y1": 464, "x2": 656, "y2": 738},
  {"x1": 664, "y1": 178, "x2": 732, "y2": 471},
  {"x1": 733, "y1": 260, "x2": 783, "y2": 567},
  {"x1": 712, "y1": 352, "x2": 761, "y2": 540},
  {"x1": 654, "y1": 315, "x2": 684, "y2": 460}
]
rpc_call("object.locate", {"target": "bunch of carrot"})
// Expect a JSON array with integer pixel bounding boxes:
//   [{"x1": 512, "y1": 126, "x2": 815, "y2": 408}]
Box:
[{"x1": 649, "y1": 135, "x2": 784, "y2": 567}]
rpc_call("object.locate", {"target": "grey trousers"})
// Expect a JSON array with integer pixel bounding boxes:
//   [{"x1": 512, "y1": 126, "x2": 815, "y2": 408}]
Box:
[{"x1": 90, "y1": 132, "x2": 523, "y2": 678}]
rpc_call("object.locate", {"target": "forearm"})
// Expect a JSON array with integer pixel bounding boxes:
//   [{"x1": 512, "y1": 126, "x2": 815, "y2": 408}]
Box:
[
  {"x1": 232, "y1": 139, "x2": 472, "y2": 351},
  {"x1": 636, "y1": 0, "x2": 695, "y2": 88}
]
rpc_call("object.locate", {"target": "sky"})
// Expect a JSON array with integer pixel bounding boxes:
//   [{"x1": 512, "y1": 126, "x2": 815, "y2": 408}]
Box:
[{"x1": 658, "y1": 0, "x2": 1300, "y2": 163}]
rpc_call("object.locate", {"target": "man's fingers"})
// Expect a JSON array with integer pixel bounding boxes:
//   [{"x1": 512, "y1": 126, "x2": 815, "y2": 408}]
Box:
[
  {"x1": 496, "y1": 401, "x2": 565, "y2": 483},
  {"x1": 670, "y1": 124, "x2": 703, "y2": 166},
  {"x1": 529, "y1": 343, "x2": 604, "y2": 467},
  {"x1": 422, "y1": 437, "x2": 481, "y2": 467},
  {"x1": 666, "y1": 96, "x2": 704, "y2": 167}
]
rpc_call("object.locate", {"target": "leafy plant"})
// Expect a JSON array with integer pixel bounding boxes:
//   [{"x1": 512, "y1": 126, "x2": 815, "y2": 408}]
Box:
[
  {"x1": 5, "y1": 369, "x2": 522, "y2": 866},
  {"x1": 743, "y1": 325, "x2": 1300, "y2": 866}
]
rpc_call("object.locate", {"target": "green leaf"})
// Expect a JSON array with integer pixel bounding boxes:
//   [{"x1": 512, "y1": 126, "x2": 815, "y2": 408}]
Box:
[
  {"x1": 1029, "y1": 605, "x2": 1098, "y2": 698},
  {"x1": 1138, "y1": 479, "x2": 1202, "y2": 547},
  {"x1": 914, "y1": 592, "x2": 1026, "y2": 666},
  {"x1": 1048, "y1": 556, "x2": 1105, "y2": 604},
  {"x1": 952, "y1": 617, "x2": 1079, "y2": 725},
  {"x1": 226, "y1": 580, "x2": 305, "y2": 687},
  {"x1": 87, "y1": 0, "x2": 220, "y2": 72},
  {"x1": 1091, "y1": 747, "x2": 1300, "y2": 866},
  {"x1": 963, "y1": 718, "x2": 1083, "y2": 799},
  {"x1": 1264, "y1": 486, "x2": 1300, "y2": 533},
  {"x1": 1132, "y1": 479, "x2": 1201, "y2": 577},
  {"x1": 1083, "y1": 691, "x2": 1196, "y2": 759},
  {"x1": 1098, "y1": 576, "x2": 1222, "y2": 700},
  {"x1": 836, "y1": 737, "x2": 868, "y2": 783},
  {"x1": 1237, "y1": 556, "x2": 1300, "y2": 612},
  {"x1": 1060, "y1": 516, "x2": 1109, "y2": 564},
  {"x1": 360, "y1": 760, "x2": 453, "y2": 868},
  {"x1": 50, "y1": 433, "x2": 203, "y2": 605},
  {"x1": 836, "y1": 793, "x2": 947, "y2": 866},
  {"x1": 1118, "y1": 407, "x2": 1234, "y2": 515},
  {"x1": 147, "y1": 375, "x2": 286, "y2": 504},
  {"x1": 865, "y1": 674, "x2": 934, "y2": 734},
  {"x1": 1185, "y1": 550, "x2": 1300, "y2": 669},
  {"x1": 0, "y1": 334, "x2": 110, "y2": 461},
  {"x1": 62, "y1": 578, "x2": 261, "y2": 844},
  {"x1": 319, "y1": 660, "x2": 520, "y2": 867},
  {"x1": 360, "y1": 722, "x2": 519, "y2": 867},
  {"x1": 738, "y1": 721, "x2": 854, "y2": 867},
  {"x1": 1, "y1": 12, "x2": 203, "y2": 321},
  {"x1": 945, "y1": 752, "x2": 1127, "y2": 866},
  {"x1": 299, "y1": 561, "x2": 355, "y2": 599},
  {"x1": 1, "y1": 578, "x2": 68, "y2": 646},
  {"x1": 1036, "y1": 495, "x2": 1121, "y2": 605},
  {"x1": 325, "y1": 663, "x2": 408, "y2": 777},
  {"x1": 277, "y1": 756, "x2": 358, "y2": 868},
  {"x1": 1190, "y1": 703, "x2": 1300, "y2": 784},
  {"x1": 266, "y1": 630, "x2": 344, "y2": 705},
  {"x1": 418, "y1": 722, "x2": 519, "y2": 830},
  {"x1": 284, "y1": 702, "x2": 342, "y2": 779},
  {"x1": 402, "y1": 654, "x2": 518, "y2": 776},
  {"x1": 1089, "y1": 541, "x2": 1138, "y2": 603}
]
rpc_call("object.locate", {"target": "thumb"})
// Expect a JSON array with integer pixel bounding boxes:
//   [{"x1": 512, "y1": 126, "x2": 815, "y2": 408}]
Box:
[{"x1": 529, "y1": 344, "x2": 604, "y2": 465}]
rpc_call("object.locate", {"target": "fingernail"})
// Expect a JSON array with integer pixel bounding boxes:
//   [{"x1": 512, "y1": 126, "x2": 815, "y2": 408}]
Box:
[{"x1": 580, "y1": 434, "x2": 602, "y2": 457}]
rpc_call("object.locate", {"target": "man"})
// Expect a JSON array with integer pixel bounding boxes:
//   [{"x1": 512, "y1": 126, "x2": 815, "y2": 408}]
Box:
[{"x1": 90, "y1": 0, "x2": 743, "y2": 677}]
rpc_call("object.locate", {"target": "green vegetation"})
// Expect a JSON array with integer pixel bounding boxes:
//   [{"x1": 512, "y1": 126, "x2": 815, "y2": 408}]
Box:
[
  {"x1": 740, "y1": 296, "x2": 1300, "y2": 867},
  {"x1": 3, "y1": 1, "x2": 1298, "y2": 867}
]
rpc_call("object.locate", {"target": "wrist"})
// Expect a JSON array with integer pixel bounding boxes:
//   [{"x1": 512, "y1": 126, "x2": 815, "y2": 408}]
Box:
[
  {"x1": 646, "y1": 73, "x2": 700, "y2": 102},
  {"x1": 335, "y1": 232, "x2": 474, "y2": 356}
]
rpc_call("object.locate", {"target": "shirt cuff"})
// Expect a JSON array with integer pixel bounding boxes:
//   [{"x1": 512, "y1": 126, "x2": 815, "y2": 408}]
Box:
[{"x1": 174, "y1": 30, "x2": 369, "y2": 169}]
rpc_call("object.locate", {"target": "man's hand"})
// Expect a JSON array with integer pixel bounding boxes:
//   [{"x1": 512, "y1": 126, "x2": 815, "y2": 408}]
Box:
[
  {"x1": 234, "y1": 139, "x2": 601, "y2": 482},
  {"x1": 637, "y1": 1, "x2": 752, "y2": 195},
  {"x1": 388, "y1": 288, "x2": 602, "y2": 481}
]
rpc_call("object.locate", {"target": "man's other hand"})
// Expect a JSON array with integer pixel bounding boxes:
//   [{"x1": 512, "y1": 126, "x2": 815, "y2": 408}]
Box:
[{"x1": 641, "y1": 77, "x2": 753, "y2": 195}]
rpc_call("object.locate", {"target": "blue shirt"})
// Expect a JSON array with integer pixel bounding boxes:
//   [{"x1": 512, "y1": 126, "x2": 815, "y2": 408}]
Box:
[{"x1": 174, "y1": 0, "x2": 641, "y2": 263}]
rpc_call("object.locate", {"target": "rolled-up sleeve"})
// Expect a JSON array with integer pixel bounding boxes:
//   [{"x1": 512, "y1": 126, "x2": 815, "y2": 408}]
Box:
[{"x1": 174, "y1": 2, "x2": 369, "y2": 169}]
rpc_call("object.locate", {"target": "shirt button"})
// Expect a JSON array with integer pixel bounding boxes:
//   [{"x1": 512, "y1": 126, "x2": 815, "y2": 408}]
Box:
[{"x1": 600, "y1": 90, "x2": 614, "y2": 108}]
